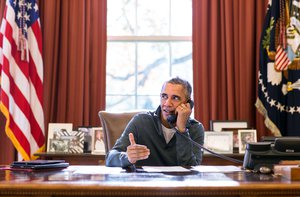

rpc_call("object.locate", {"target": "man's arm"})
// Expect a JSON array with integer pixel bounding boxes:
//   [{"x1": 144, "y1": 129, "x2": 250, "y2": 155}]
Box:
[
  {"x1": 105, "y1": 115, "x2": 135, "y2": 167},
  {"x1": 105, "y1": 115, "x2": 150, "y2": 167},
  {"x1": 105, "y1": 130, "x2": 132, "y2": 167}
]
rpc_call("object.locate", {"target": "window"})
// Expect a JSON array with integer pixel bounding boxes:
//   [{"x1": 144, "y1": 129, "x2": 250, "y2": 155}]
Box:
[{"x1": 106, "y1": 0, "x2": 192, "y2": 111}]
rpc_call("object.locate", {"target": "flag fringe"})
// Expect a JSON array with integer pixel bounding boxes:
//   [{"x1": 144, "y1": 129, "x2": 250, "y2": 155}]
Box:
[
  {"x1": 0, "y1": 102, "x2": 44, "y2": 160},
  {"x1": 255, "y1": 98, "x2": 282, "y2": 137}
]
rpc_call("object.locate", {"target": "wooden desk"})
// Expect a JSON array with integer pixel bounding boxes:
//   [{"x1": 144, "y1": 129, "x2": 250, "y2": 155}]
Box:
[
  {"x1": 202, "y1": 153, "x2": 244, "y2": 165},
  {"x1": 0, "y1": 165, "x2": 300, "y2": 197},
  {"x1": 34, "y1": 153, "x2": 105, "y2": 165},
  {"x1": 35, "y1": 152, "x2": 244, "y2": 166}
]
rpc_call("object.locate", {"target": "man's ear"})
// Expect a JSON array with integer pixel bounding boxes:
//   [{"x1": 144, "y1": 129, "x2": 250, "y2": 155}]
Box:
[{"x1": 186, "y1": 99, "x2": 194, "y2": 109}]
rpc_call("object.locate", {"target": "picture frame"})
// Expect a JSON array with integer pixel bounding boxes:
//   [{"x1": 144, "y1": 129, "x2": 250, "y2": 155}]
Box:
[
  {"x1": 47, "y1": 123, "x2": 73, "y2": 152},
  {"x1": 77, "y1": 126, "x2": 92, "y2": 153},
  {"x1": 221, "y1": 128, "x2": 240, "y2": 153},
  {"x1": 238, "y1": 129, "x2": 257, "y2": 154},
  {"x1": 48, "y1": 139, "x2": 70, "y2": 153},
  {"x1": 221, "y1": 127, "x2": 253, "y2": 153},
  {"x1": 91, "y1": 127, "x2": 105, "y2": 154},
  {"x1": 204, "y1": 131, "x2": 233, "y2": 154},
  {"x1": 67, "y1": 130, "x2": 85, "y2": 153},
  {"x1": 210, "y1": 120, "x2": 248, "y2": 131}
]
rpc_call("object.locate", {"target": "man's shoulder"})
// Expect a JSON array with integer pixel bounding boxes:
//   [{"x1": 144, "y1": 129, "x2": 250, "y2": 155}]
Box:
[
  {"x1": 130, "y1": 111, "x2": 160, "y2": 126},
  {"x1": 135, "y1": 110, "x2": 155, "y2": 117},
  {"x1": 189, "y1": 118, "x2": 200, "y2": 125},
  {"x1": 134, "y1": 111, "x2": 156, "y2": 119},
  {"x1": 188, "y1": 118, "x2": 204, "y2": 131}
]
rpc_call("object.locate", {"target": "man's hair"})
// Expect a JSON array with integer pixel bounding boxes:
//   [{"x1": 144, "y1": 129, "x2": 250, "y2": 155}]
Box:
[{"x1": 165, "y1": 77, "x2": 192, "y2": 99}]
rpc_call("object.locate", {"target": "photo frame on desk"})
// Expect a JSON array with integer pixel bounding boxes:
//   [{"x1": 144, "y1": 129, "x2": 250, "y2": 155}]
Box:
[
  {"x1": 48, "y1": 139, "x2": 70, "y2": 153},
  {"x1": 210, "y1": 120, "x2": 248, "y2": 131},
  {"x1": 238, "y1": 129, "x2": 257, "y2": 154},
  {"x1": 91, "y1": 127, "x2": 105, "y2": 154},
  {"x1": 67, "y1": 130, "x2": 84, "y2": 153},
  {"x1": 204, "y1": 131, "x2": 233, "y2": 154},
  {"x1": 77, "y1": 126, "x2": 92, "y2": 153},
  {"x1": 47, "y1": 123, "x2": 73, "y2": 153},
  {"x1": 221, "y1": 127, "x2": 252, "y2": 153}
]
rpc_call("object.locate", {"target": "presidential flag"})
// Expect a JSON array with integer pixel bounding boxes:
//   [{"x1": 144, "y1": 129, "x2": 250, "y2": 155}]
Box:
[
  {"x1": 256, "y1": 0, "x2": 300, "y2": 136},
  {"x1": 0, "y1": 0, "x2": 45, "y2": 160}
]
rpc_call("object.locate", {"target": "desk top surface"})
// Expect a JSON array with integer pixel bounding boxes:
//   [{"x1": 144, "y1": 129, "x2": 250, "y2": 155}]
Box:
[{"x1": 0, "y1": 165, "x2": 299, "y2": 196}]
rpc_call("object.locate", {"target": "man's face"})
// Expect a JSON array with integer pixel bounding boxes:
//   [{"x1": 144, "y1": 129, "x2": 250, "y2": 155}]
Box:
[{"x1": 160, "y1": 83, "x2": 187, "y2": 125}]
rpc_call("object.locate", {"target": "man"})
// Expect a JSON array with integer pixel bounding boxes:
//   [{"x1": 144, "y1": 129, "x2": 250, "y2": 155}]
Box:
[{"x1": 106, "y1": 77, "x2": 205, "y2": 167}]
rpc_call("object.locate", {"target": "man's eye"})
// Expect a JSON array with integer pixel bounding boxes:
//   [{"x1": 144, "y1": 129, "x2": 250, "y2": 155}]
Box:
[
  {"x1": 161, "y1": 94, "x2": 168, "y2": 99},
  {"x1": 172, "y1": 96, "x2": 180, "y2": 101}
]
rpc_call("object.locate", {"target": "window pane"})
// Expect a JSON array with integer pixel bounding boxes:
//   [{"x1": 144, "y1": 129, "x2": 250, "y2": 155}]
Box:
[
  {"x1": 106, "y1": 95, "x2": 135, "y2": 111},
  {"x1": 171, "y1": 42, "x2": 193, "y2": 81},
  {"x1": 106, "y1": 42, "x2": 136, "y2": 94},
  {"x1": 137, "y1": 0, "x2": 170, "y2": 35},
  {"x1": 137, "y1": 42, "x2": 170, "y2": 95},
  {"x1": 107, "y1": 0, "x2": 136, "y2": 36},
  {"x1": 170, "y1": 0, "x2": 192, "y2": 36},
  {"x1": 137, "y1": 95, "x2": 159, "y2": 110}
]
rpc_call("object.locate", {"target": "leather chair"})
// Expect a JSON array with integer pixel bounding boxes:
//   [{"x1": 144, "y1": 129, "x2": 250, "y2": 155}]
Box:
[{"x1": 98, "y1": 111, "x2": 143, "y2": 154}]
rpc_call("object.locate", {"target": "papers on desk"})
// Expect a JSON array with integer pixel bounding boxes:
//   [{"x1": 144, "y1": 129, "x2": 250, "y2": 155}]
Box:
[
  {"x1": 66, "y1": 165, "x2": 243, "y2": 174},
  {"x1": 142, "y1": 165, "x2": 243, "y2": 173},
  {"x1": 70, "y1": 165, "x2": 126, "y2": 175},
  {"x1": 142, "y1": 166, "x2": 191, "y2": 173},
  {"x1": 192, "y1": 165, "x2": 243, "y2": 173}
]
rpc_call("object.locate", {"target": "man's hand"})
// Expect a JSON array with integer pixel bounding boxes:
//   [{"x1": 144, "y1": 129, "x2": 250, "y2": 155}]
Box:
[
  {"x1": 175, "y1": 102, "x2": 192, "y2": 132},
  {"x1": 126, "y1": 133, "x2": 150, "y2": 164}
]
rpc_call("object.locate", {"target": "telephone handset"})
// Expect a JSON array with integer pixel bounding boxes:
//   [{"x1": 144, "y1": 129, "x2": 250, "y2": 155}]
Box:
[{"x1": 167, "y1": 99, "x2": 194, "y2": 127}]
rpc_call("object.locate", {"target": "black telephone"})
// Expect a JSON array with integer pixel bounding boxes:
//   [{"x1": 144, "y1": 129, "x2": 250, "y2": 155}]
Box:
[
  {"x1": 167, "y1": 99, "x2": 194, "y2": 127},
  {"x1": 243, "y1": 138, "x2": 300, "y2": 173}
]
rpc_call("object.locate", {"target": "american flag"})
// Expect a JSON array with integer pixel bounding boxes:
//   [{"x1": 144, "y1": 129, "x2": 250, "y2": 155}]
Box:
[
  {"x1": 0, "y1": 0, "x2": 45, "y2": 160},
  {"x1": 274, "y1": 0, "x2": 290, "y2": 71},
  {"x1": 256, "y1": 0, "x2": 300, "y2": 136},
  {"x1": 275, "y1": 45, "x2": 290, "y2": 71}
]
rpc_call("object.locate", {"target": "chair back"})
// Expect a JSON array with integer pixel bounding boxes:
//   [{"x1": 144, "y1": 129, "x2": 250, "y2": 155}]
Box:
[{"x1": 98, "y1": 111, "x2": 142, "y2": 154}]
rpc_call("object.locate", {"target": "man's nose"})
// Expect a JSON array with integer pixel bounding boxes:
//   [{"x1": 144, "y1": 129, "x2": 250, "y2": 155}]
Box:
[{"x1": 165, "y1": 97, "x2": 172, "y2": 106}]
